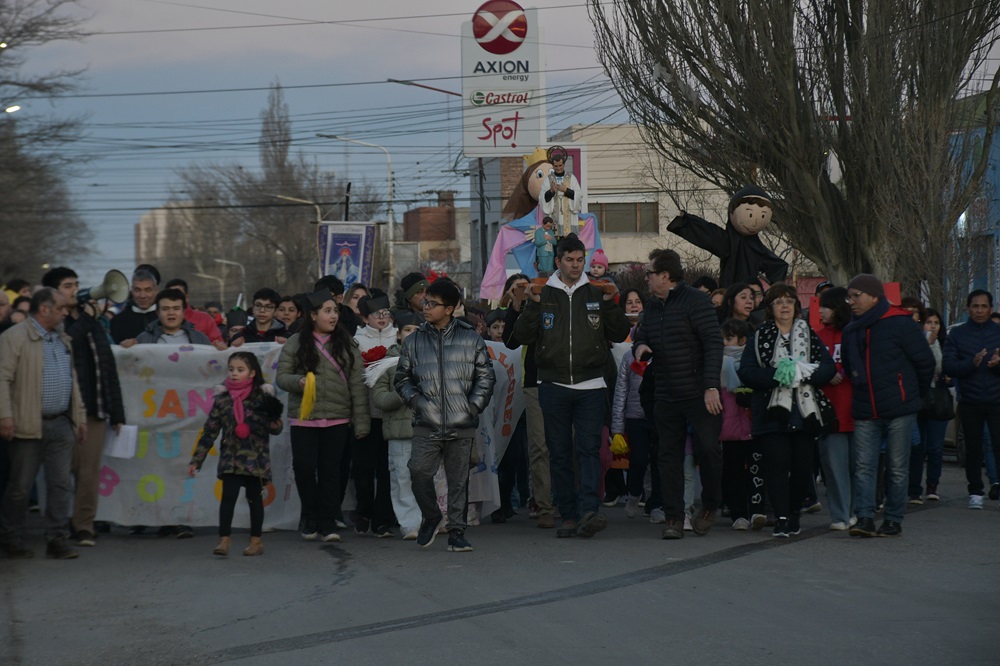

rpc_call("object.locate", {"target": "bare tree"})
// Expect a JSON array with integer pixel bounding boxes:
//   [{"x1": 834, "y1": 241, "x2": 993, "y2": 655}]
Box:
[
  {"x1": 0, "y1": 0, "x2": 89, "y2": 281},
  {"x1": 590, "y1": 0, "x2": 1000, "y2": 304},
  {"x1": 165, "y1": 85, "x2": 379, "y2": 299}
]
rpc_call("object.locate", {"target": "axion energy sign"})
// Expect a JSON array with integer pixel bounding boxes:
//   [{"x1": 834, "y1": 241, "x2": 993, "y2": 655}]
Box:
[{"x1": 462, "y1": 0, "x2": 546, "y2": 156}]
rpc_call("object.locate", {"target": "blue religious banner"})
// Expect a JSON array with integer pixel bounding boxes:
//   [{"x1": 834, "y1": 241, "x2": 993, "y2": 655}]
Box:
[{"x1": 317, "y1": 222, "x2": 376, "y2": 289}]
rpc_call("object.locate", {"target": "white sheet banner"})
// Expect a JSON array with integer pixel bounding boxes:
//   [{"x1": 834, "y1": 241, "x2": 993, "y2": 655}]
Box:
[{"x1": 99, "y1": 341, "x2": 524, "y2": 529}]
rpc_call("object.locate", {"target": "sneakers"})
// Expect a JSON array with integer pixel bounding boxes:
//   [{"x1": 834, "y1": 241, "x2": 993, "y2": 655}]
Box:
[
  {"x1": 556, "y1": 519, "x2": 577, "y2": 538},
  {"x1": 1, "y1": 541, "x2": 33, "y2": 559},
  {"x1": 802, "y1": 498, "x2": 822, "y2": 514},
  {"x1": 908, "y1": 495, "x2": 924, "y2": 505},
  {"x1": 750, "y1": 514, "x2": 767, "y2": 531},
  {"x1": 300, "y1": 519, "x2": 319, "y2": 541},
  {"x1": 969, "y1": 494, "x2": 985, "y2": 510},
  {"x1": 372, "y1": 525, "x2": 393, "y2": 539},
  {"x1": 624, "y1": 495, "x2": 640, "y2": 519},
  {"x1": 849, "y1": 516, "x2": 878, "y2": 537},
  {"x1": 732, "y1": 517, "x2": 750, "y2": 530},
  {"x1": 320, "y1": 529, "x2": 341, "y2": 543},
  {"x1": 45, "y1": 539, "x2": 79, "y2": 560},
  {"x1": 661, "y1": 519, "x2": 684, "y2": 540},
  {"x1": 773, "y1": 518, "x2": 789, "y2": 538},
  {"x1": 649, "y1": 508, "x2": 667, "y2": 524},
  {"x1": 446, "y1": 529, "x2": 474, "y2": 552},
  {"x1": 690, "y1": 509, "x2": 715, "y2": 536},
  {"x1": 601, "y1": 494, "x2": 621, "y2": 508},
  {"x1": 787, "y1": 515, "x2": 801, "y2": 536},
  {"x1": 527, "y1": 499, "x2": 540, "y2": 519},
  {"x1": 576, "y1": 511, "x2": 609, "y2": 538},
  {"x1": 877, "y1": 520, "x2": 902, "y2": 537},
  {"x1": 175, "y1": 525, "x2": 194, "y2": 539},
  {"x1": 354, "y1": 517, "x2": 371, "y2": 535},
  {"x1": 829, "y1": 521, "x2": 850, "y2": 531},
  {"x1": 75, "y1": 530, "x2": 96, "y2": 547},
  {"x1": 926, "y1": 483, "x2": 940, "y2": 501},
  {"x1": 990, "y1": 483, "x2": 1000, "y2": 501},
  {"x1": 683, "y1": 512, "x2": 693, "y2": 531},
  {"x1": 402, "y1": 528, "x2": 419, "y2": 541},
  {"x1": 537, "y1": 514, "x2": 554, "y2": 529},
  {"x1": 417, "y1": 517, "x2": 444, "y2": 548}
]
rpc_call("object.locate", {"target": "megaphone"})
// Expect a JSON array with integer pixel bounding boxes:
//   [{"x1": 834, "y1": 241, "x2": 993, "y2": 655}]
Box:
[{"x1": 78, "y1": 269, "x2": 130, "y2": 305}]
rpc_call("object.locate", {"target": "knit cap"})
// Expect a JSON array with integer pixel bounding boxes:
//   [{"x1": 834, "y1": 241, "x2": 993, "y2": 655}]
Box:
[
  {"x1": 846, "y1": 274, "x2": 885, "y2": 299},
  {"x1": 590, "y1": 249, "x2": 609, "y2": 270}
]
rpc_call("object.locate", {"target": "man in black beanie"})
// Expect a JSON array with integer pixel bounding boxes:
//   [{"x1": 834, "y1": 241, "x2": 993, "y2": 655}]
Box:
[
  {"x1": 841, "y1": 273, "x2": 934, "y2": 538},
  {"x1": 395, "y1": 273, "x2": 429, "y2": 317}
]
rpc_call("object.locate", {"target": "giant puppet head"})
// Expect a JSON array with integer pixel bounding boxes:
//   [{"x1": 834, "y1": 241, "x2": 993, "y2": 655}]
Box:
[
  {"x1": 728, "y1": 185, "x2": 774, "y2": 236},
  {"x1": 502, "y1": 146, "x2": 554, "y2": 221}
]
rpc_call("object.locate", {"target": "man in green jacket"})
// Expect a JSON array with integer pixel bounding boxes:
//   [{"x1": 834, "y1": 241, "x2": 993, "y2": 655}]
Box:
[{"x1": 512, "y1": 234, "x2": 630, "y2": 538}]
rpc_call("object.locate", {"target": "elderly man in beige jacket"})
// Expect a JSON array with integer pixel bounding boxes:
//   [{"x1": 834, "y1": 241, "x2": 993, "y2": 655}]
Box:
[{"x1": 0, "y1": 288, "x2": 86, "y2": 560}]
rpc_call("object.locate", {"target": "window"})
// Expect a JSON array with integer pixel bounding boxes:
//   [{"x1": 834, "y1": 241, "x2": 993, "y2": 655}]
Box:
[{"x1": 593, "y1": 201, "x2": 659, "y2": 234}]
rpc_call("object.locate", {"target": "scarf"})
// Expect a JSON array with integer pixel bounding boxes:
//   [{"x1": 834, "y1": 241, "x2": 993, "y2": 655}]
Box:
[
  {"x1": 841, "y1": 298, "x2": 890, "y2": 386},
  {"x1": 224, "y1": 377, "x2": 255, "y2": 439},
  {"x1": 755, "y1": 319, "x2": 822, "y2": 428}
]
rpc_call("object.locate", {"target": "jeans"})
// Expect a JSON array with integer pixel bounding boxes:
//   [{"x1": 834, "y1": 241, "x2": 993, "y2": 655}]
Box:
[
  {"x1": 0, "y1": 416, "x2": 76, "y2": 543},
  {"x1": 654, "y1": 398, "x2": 723, "y2": 520},
  {"x1": 911, "y1": 417, "x2": 948, "y2": 495},
  {"x1": 408, "y1": 435, "x2": 473, "y2": 531},
  {"x1": 290, "y1": 424, "x2": 349, "y2": 532},
  {"x1": 537, "y1": 383, "x2": 607, "y2": 521},
  {"x1": 352, "y1": 420, "x2": 395, "y2": 528},
  {"x1": 959, "y1": 403, "x2": 1000, "y2": 496},
  {"x1": 853, "y1": 415, "x2": 916, "y2": 522},
  {"x1": 819, "y1": 432, "x2": 853, "y2": 524},
  {"x1": 386, "y1": 439, "x2": 422, "y2": 534},
  {"x1": 522, "y1": 386, "x2": 554, "y2": 516}
]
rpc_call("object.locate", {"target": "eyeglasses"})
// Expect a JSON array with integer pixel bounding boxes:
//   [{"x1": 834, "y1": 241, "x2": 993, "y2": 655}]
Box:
[
  {"x1": 421, "y1": 299, "x2": 444, "y2": 309},
  {"x1": 371, "y1": 309, "x2": 392, "y2": 318},
  {"x1": 771, "y1": 297, "x2": 797, "y2": 306},
  {"x1": 253, "y1": 303, "x2": 276, "y2": 312},
  {"x1": 645, "y1": 269, "x2": 662, "y2": 277},
  {"x1": 845, "y1": 291, "x2": 864, "y2": 303}
]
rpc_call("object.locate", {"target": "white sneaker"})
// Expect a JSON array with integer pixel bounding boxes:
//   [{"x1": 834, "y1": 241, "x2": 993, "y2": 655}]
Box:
[
  {"x1": 683, "y1": 512, "x2": 693, "y2": 531},
  {"x1": 624, "y1": 495, "x2": 640, "y2": 519},
  {"x1": 829, "y1": 521, "x2": 850, "y2": 531},
  {"x1": 970, "y1": 494, "x2": 985, "y2": 510},
  {"x1": 750, "y1": 514, "x2": 767, "y2": 531},
  {"x1": 402, "y1": 529, "x2": 419, "y2": 541},
  {"x1": 648, "y1": 508, "x2": 666, "y2": 524},
  {"x1": 732, "y1": 517, "x2": 750, "y2": 530}
]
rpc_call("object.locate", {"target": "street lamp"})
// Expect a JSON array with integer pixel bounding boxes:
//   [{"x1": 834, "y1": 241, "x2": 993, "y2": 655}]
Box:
[
  {"x1": 194, "y1": 272, "x2": 225, "y2": 304},
  {"x1": 214, "y1": 259, "x2": 246, "y2": 304},
  {"x1": 316, "y1": 132, "x2": 396, "y2": 283},
  {"x1": 270, "y1": 194, "x2": 324, "y2": 224}
]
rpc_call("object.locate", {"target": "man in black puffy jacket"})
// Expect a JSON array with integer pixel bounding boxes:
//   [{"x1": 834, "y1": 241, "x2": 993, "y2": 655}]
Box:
[
  {"x1": 512, "y1": 234, "x2": 631, "y2": 539},
  {"x1": 42, "y1": 268, "x2": 126, "y2": 547},
  {"x1": 942, "y1": 289, "x2": 1000, "y2": 510},
  {"x1": 841, "y1": 274, "x2": 934, "y2": 538},
  {"x1": 395, "y1": 279, "x2": 495, "y2": 552},
  {"x1": 633, "y1": 249, "x2": 724, "y2": 540}
]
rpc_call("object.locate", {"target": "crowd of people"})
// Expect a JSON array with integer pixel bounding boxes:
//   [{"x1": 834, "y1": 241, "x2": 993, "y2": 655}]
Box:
[{"x1": 2, "y1": 234, "x2": 999, "y2": 560}]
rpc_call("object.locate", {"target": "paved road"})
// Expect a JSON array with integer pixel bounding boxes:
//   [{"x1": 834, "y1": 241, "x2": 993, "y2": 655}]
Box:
[{"x1": 2, "y1": 462, "x2": 997, "y2": 665}]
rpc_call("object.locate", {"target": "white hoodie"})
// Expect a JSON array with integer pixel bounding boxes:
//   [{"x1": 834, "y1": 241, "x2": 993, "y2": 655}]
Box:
[{"x1": 354, "y1": 324, "x2": 398, "y2": 354}]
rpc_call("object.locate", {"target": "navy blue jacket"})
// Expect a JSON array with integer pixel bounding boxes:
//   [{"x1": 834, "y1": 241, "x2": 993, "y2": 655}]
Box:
[
  {"x1": 841, "y1": 307, "x2": 935, "y2": 420},
  {"x1": 942, "y1": 319, "x2": 1000, "y2": 405}
]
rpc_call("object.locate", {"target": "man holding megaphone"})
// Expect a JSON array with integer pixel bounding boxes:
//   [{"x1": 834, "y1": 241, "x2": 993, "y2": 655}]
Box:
[{"x1": 42, "y1": 267, "x2": 126, "y2": 548}]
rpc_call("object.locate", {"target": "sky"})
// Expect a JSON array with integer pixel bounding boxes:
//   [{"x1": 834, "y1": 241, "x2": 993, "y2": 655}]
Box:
[{"x1": 17, "y1": 0, "x2": 628, "y2": 285}]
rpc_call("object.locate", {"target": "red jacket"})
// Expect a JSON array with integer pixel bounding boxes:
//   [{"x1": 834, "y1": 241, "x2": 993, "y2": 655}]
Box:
[
  {"x1": 185, "y1": 305, "x2": 223, "y2": 343},
  {"x1": 815, "y1": 324, "x2": 854, "y2": 432}
]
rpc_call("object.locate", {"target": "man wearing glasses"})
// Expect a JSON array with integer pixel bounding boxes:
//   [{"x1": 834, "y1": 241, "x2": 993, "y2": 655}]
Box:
[
  {"x1": 231, "y1": 288, "x2": 287, "y2": 345},
  {"x1": 633, "y1": 248, "x2": 724, "y2": 540},
  {"x1": 512, "y1": 234, "x2": 631, "y2": 539},
  {"x1": 841, "y1": 274, "x2": 934, "y2": 537}
]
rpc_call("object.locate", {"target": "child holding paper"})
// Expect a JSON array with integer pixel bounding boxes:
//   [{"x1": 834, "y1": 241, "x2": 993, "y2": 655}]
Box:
[{"x1": 189, "y1": 352, "x2": 283, "y2": 557}]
